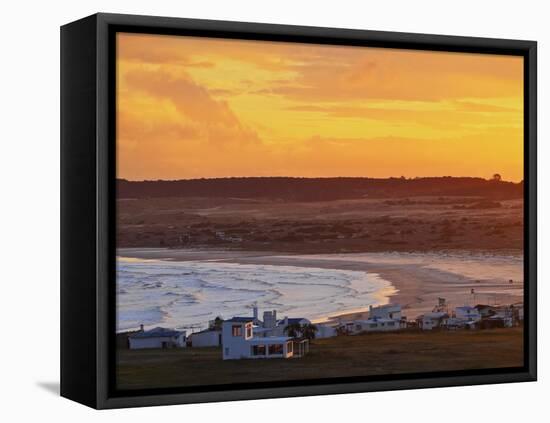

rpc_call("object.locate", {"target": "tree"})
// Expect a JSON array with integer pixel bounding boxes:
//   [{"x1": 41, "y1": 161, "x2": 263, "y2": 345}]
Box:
[
  {"x1": 210, "y1": 316, "x2": 224, "y2": 330},
  {"x1": 283, "y1": 323, "x2": 303, "y2": 338},
  {"x1": 492, "y1": 173, "x2": 502, "y2": 182},
  {"x1": 301, "y1": 323, "x2": 318, "y2": 340},
  {"x1": 336, "y1": 326, "x2": 348, "y2": 336}
]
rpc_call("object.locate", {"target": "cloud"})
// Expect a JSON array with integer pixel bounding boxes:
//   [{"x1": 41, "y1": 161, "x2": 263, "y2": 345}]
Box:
[
  {"x1": 284, "y1": 100, "x2": 521, "y2": 131},
  {"x1": 266, "y1": 49, "x2": 523, "y2": 102},
  {"x1": 116, "y1": 33, "x2": 523, "y2": 181},
  {"x1": 117, "y1": 33, "x2": 215, "y2": 68},
  {"x1": 117, "y1": 108, "x2": 199, "y2": 144},
  {"x1": 117, "y1": 67, "x2": 269, "y2": 179},
  {"x1": 118, "y1": 33, "x2": 523, "y2": 104},
  {"x1": 123, "y1": 68, "x2": 261, "y2": 146},
  {"x1": 117, "y1": 32, "x2": 312, "y2": 72},
  {"x1": 452, "y1": 100, "x2": 518, "y2": 113}
]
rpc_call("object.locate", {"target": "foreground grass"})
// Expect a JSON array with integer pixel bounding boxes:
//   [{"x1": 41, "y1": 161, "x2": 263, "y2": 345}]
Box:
[{"x1": 116, "y1": 328, "x2": 523, "y2": 390}]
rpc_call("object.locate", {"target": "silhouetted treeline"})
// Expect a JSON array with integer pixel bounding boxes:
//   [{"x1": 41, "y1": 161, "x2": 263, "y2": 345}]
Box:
[{"x1": 117, "y1": 177, "x2": 523, "y2": 201}]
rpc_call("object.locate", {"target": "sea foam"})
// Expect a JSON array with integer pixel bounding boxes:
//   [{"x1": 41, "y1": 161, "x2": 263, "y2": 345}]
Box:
[{"x1": 116, "y1": 257, "x2": 395, "y2": 332}]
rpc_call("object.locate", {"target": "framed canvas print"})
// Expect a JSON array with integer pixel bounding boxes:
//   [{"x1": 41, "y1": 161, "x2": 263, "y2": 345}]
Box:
[{"x1": 60, "y1": 13, "x2": 537, "y2": 409}]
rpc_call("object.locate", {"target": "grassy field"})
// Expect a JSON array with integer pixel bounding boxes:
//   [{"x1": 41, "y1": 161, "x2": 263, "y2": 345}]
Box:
[{"x1": 116, "y1": 328, "x2": 523, "y2": 390}]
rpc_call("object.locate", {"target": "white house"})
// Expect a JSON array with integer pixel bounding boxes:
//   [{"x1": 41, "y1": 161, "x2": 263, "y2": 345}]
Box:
[
  {"x1": 444, "y1": 317, "x2": 466, "y2": 330},
  {"x1": 222, "y1": 317, "x2": 295, "y2": 360},
  {"x1": 241, "y1": 309, "x2": 314, "y2": 338},
  {"x1": 492, "y1": 306, "x2": 514, "y2": 327},
  {"x1": 128, "y1": 327, "x2": 186, "y2": 349},
  {"x1": 337, "y1": 303, "x2": 404, "y2": 335},
  {"x1": 190, "y1": 328, "x2": 222, "y2": 347},
  {"x1": 455, "y1": 306, "x2": 481, "y2": 322},
  {"x1": 315, "y1": 324, "x2": 338, "y2": 338},
  {"x1": 279, "y1": 317, "x2": 310, "y2": 328},
  {"x1": 369, "y1": 304, "x2": 402, "y2": 320},
  {"x1": 512, "y1": 303, "x2": 524, "y2": 322},
  {"x1": 343, "y1": 318, "x2": 401, "y2": 334},
  {"x1": 268, "y1": 316, "x2": 311, "y2": 337},
  {"x1": 418, "y1": 312, "x2": 448, "y2": 330},
  {"x1": 273, "y1": 317, "x2": 336, "y2": 339},
  {"x1": 474, "y1": 304, "x2": 496, "y2": 318}
]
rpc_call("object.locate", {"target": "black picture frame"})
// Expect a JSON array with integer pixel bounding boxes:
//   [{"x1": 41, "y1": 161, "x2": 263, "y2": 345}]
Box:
[{"x1": 60, "y1": 12, "x2": 537, "y2": 409}]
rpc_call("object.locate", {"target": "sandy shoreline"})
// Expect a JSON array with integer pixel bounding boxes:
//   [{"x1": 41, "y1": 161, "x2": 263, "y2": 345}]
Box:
[{"x1": 117, "y1": 248, "x2": 524, "y2": 322}]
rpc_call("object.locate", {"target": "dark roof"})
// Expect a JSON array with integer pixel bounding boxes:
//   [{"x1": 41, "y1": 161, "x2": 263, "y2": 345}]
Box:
[
  {"x1": 278, "y1": 318, "x2": 309, "y2": 326},
  {"x1": 129, "y1": 327, "x2": 184, "y2": 339},
  {"x1": 226, "y1": 317, "x2": 254, "y2": 323}
]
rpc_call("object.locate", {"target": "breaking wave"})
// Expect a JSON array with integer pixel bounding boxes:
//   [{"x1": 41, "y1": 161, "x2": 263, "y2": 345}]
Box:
[{"x1": 116, "y1": 257, "x2": 395, "y2": 332}]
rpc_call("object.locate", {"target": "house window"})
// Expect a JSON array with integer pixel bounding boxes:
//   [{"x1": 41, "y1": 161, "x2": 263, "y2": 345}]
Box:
[
  {"x1": 246, "y1": 325, "x2": 252, "y2": 338},
  {"x1": 369, "y1": 323, "x2": 378, "y2": 328},
  {"x1": 268, "y1": 344, "x2": 283, "y2": 355},
  {"x1": 387, "y1": 322, "x2": 395, "y2": 327},
  {"x1": 224, "y1": 348, "x2": 229, "y2": 355},
  {"x1": 251, "y1": 345, "x2": 266, "y2": 356},
  {"x1": 232, "y1": 325, "x2": 242, "y2": 337}
]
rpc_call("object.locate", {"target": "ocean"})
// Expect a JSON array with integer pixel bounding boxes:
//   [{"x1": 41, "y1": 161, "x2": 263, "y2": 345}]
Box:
[{"x1": 116, "y1": 257, "x2": 395, "y2": 332}]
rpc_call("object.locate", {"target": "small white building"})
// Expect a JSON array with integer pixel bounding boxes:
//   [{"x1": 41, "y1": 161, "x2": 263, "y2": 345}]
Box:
[
  {"x1": 190, "y1": 328, "x2": 222, "y2": 347},
  {"x1": 512, "y1": 303, "x2": 524, "y2": 322},
  {"x1": 272, "y1": 317, "x2": 336, "y2": 339},
  {"x1": 418, "y1": 312, "x2": 448, "y2": 330},
  {"x1": 369, "y1": 304, "x2": 402, "y2": 320},
  {"x1": 250, "y1": 314, "x2": 312, "y2": 338},
  {"x1": 455, "y1": 306, "x2": 481, "y2": 322},
  {"x1": 338, "y1": 304, "x2": 404, "y2": 335},
  {"x1": 444, "y1": 317, "x2": 466, "y2": 330},
  {"x1": 491, "y1": 306, "x2": 514, "y2": 327},
  {"x1": 315, "y1": 324, "x2": 338, "y2": 338},
  {"x1": 222, "y1": 317, "x2": 295, "y2": 360},
  {"x1": 128, "y1": 327, "x2": 186, "y2": 349},
  {"x1": 474, "y1": 304, "x2": 496, "y2": 318},
  {"x1": 279, "y1": 317, "x2": 311, "y2": 328},
  {"x1": 344, "y1": 318, "x2": 401, "y2": 334}
]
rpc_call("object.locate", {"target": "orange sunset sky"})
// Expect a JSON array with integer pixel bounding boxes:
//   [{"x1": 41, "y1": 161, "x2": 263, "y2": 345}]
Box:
[{"x1": 116, "y1": 33, "x2": 524, "y2": 181}]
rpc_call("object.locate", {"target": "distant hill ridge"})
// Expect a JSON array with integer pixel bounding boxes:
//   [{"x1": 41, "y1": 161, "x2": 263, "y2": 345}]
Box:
[{"x1": 117, "y1": 177, "x2": 523, "y2": 201}]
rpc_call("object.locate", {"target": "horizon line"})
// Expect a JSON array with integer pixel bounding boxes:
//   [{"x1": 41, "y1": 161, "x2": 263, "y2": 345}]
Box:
[{"x1": 117, "y1": 175, "x2": 523, "y2": 184}]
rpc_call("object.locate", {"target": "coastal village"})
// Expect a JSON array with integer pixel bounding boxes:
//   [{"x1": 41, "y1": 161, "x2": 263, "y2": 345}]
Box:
[{"x1": 123, "y1": 299, "x2": 524, "y2": 360}]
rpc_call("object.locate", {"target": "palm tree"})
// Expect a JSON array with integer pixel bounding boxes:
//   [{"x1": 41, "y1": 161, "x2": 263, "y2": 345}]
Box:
[
  {"x1": 210, "y1": 316, "x2": 223, "y2": 330},
  {"x1": 283, "y1": 323, "x2": 302, "y2": 338},
  {"x1": 301, "y1": 323, "x2": 318, "y2": 340}
]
